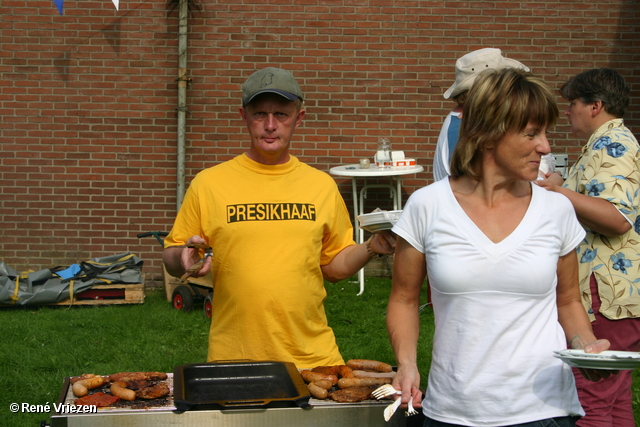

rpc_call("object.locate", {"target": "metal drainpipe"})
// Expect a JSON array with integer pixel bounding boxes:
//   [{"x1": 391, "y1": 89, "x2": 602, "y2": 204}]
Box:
[{"x1": 176, "y1": 0, "x2": 189, "y2": 211}]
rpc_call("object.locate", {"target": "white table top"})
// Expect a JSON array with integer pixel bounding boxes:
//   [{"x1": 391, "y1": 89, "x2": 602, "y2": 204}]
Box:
[{"x1": 329, "y1": 164, "x2": 424, "y2": 177}]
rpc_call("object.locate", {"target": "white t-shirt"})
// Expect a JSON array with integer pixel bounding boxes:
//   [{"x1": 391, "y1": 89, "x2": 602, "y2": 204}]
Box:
[{"x1": 392, "y1": 179, "x2": 586, "y2": 426}]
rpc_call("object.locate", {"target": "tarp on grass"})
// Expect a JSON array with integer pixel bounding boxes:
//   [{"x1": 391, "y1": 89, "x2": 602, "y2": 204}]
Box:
[{"x1": 0, "y1": 253, "x2": 143, "y2": 306}]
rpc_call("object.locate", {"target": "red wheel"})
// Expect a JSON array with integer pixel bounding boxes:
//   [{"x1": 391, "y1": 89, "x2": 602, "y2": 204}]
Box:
[
  {"x1": 172, "y1": 286, "x2": 194, "y2": 312},
  {"x1": 203, "y1": 292, "x2": 213, "y2": 318}
]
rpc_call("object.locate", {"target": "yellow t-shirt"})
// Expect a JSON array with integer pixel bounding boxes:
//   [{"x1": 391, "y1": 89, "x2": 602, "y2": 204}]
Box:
[{"x1": 165, "y1": 154, "x2": 355, "y2": 368}]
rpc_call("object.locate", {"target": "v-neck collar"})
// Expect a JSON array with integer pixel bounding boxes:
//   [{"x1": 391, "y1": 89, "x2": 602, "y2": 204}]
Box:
[{"x1": 444, "y1": 179, "x2": 540, "y2": 260}]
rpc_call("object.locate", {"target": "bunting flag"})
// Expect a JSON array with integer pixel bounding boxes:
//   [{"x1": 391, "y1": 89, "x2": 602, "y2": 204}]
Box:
[
  {"x1": 51, "y1": 0, "x2": 119, "y2": 15},
  {"x1": 53, "y1": 0, "x2": 64, "y2": 15}
]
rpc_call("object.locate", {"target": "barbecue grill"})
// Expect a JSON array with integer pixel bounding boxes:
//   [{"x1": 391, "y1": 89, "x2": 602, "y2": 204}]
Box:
[{"x1": 47, "y1": 363, "x2": 412, "y2": 427}]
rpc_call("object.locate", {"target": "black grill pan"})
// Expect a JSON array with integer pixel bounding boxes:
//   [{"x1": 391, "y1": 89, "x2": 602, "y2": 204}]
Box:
[{"x1": 173, "y1": 360, "x2": 311, "y2": 412}]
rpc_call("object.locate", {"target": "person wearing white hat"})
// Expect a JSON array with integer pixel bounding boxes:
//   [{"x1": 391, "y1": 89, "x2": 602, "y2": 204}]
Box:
[
  {"x1": 432, "y1": 48, "x2": 530, "y2": 181},
  {"x1": 163, "y1": 67, "x2": 395, "y2": 369}
]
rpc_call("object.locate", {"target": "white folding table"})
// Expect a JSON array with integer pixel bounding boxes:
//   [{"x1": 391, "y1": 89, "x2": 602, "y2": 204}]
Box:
[{"x1": 329, "y1": 164, "x2": 424, "y2": 295}]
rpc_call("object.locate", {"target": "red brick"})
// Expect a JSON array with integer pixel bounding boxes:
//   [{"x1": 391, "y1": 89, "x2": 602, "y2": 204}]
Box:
[{"x1": 1, "y1": 0, "x2": 639, "y2": 277}]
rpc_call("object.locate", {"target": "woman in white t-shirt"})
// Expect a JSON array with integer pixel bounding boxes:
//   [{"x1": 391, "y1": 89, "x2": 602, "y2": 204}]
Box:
[{"x1": 387, "y1": 68, "x2": 612, "y2": 427}]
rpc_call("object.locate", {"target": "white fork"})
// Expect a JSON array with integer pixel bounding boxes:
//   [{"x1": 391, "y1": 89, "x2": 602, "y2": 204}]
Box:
[
  {"x1": 374, "y1": 384, "x2": 419, "y2": 418},
  {"x1": 372, "y1": 384, "x2": 401, "y2": 399},
  {"x1": 406, "y1": 398, "x2": 418, "y2": 416}
]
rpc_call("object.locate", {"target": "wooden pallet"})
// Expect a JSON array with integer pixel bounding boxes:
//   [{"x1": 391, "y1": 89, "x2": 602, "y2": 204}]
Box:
[
  {"x1": 163, "y1": 265, "x2": 212, "y2": 302},
  {"x1": 52, "y1": 282, "x2": 145, "y2": 306}
]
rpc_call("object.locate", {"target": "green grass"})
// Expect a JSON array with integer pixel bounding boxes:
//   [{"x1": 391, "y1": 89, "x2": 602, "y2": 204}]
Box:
[
  {"x1": 0, "y1": 287, "x2": 209, "y2": 426},
  {"x1": 0, "y1": 278, "x2": 637, "y2": 426},
  {"x1": 325, "y1": 277, "x2": 433, "y2": 374}
]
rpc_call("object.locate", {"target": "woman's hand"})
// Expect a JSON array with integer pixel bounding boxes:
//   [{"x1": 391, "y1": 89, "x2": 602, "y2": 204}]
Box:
[
  {"x1": 576, "y1": 338, "x2": 616, "y2": 382},
  {"x1": 392, "y1": 363, "x2": 423, "y2": 410}
]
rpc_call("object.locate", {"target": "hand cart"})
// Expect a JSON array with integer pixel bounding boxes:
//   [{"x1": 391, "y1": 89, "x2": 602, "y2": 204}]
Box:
[{"x1": 137, "y1": 231, "x2": 213, "y2": 318}]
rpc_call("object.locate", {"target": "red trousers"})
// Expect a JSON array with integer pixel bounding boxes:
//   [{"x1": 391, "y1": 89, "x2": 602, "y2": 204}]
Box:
[{"x1": 574, "y1": 274, "x2": 640, "y2": 427}]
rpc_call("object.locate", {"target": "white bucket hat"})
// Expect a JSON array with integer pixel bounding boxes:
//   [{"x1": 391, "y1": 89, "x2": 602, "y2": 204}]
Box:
[{"x1": 443, "y1": 48, "x2": 530, "y2": 99}]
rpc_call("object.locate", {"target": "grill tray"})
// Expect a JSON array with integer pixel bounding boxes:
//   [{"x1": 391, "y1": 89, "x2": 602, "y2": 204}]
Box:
[{"x1": 173, "y1": 361, "x2": 311, "y2": 412}]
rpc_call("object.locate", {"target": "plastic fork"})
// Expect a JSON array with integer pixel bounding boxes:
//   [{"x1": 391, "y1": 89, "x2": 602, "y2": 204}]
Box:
[
  {"x1": 373, "y1": 384, "x2": 419, "y2": 417},
  {"x1": 372, "y1": 384, "x2": 401, "y2": 399},
  {"x1": 406, "y1": 398, "x2": 418, "y2": 416}
]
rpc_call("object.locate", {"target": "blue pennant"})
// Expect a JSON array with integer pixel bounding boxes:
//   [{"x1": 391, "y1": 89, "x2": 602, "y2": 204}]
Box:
[{"x1": 53, "y1": 0, "x2": 64, "y2": 15}]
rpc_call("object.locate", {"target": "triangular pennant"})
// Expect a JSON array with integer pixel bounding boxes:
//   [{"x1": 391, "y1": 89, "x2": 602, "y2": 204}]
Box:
[
  {"x1": 53, "y1": 0, "x2": 64, "y2": 15},
  {"x1": 112, "y1": 0, "x2": 119, "y2": 10}
]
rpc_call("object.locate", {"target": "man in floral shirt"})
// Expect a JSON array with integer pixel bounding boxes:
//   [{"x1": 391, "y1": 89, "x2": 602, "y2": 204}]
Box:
[{"x1": 538, "y1": 68, "x2": 640, "y2": 427}]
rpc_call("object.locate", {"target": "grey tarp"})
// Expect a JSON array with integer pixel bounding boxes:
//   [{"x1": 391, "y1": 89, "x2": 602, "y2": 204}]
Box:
[{"x1": 0, "y1": 253, "x2": 143, "y2": 306}]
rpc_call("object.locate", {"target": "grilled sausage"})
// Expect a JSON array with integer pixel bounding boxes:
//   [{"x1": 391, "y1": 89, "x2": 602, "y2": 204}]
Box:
[
  {"x1": 312, "y1": 364, "x2": 354, "y2": 378},
  {"x1": 352, "y1": 370, "x2": 396, "y2": 379},
  {"x1": 313, "y1": 379, "x2": 334, "y2": 390},
  {"x1": 311, "y1": 365, "x2": 340, "y2": 376},
  {"x1": 307, "y1": 381, "x2": 329, "y2": 399},
  {"x1": 71, "y1": 375, "x2": 106, "y2": 397},
  {"x1": 346, "y1": 359, "x2": 393, "y2": 373},
  {"x1": 300, "y1": 370, "x2": 338, "y2": 385},
  {"x1": 110, "y1": 381, "x2": 136, "y2": 401},
  {"x1": 337, "y1": 365, "x2": 354, "y2": 378},
  {"x1": 337, "y1": 377, "x2": 392, "y2": 389}
]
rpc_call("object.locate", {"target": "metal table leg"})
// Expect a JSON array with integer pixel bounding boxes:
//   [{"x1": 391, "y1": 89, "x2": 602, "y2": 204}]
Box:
[{"x1": 355, "y1": 179, "x2": 401, "y2": 295}]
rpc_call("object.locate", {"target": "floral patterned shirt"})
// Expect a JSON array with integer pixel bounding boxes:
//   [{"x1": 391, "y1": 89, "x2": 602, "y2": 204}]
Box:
[{"x1": 563, "y1": 119, "x2": 640, "y2": 321}]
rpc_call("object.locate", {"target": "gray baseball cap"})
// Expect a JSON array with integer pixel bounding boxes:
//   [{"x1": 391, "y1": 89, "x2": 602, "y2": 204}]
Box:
[{"x1": 241, "y1": 67, "x2": 304, "y2": 106}]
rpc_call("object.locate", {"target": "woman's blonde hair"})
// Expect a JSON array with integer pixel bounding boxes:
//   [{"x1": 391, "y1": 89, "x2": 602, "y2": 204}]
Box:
[{"x1": 449, "y1": 68, "x2": 558, "y2": 180}]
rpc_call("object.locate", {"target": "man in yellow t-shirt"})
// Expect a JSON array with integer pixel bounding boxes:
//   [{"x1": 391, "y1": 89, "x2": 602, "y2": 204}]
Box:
[{"x1": 163, "y1": 67, "x2": 395, "y2": 369}]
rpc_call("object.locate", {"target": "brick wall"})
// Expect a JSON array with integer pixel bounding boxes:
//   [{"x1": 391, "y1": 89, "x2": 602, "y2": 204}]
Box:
[{"x1": 2, "y1": 0, "x2": 640, "y2": 286}]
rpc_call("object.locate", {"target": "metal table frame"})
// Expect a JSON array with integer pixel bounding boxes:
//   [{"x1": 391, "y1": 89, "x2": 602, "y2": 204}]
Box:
[
  {"x1": 49, "y1": 400, "x2": 408, "y2": 426},
  {"x1": 329, "y1": 164, "x2": 424, "y2": 295}
]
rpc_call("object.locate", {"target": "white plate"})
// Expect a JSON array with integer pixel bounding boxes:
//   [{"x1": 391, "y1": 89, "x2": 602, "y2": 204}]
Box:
[
  {"x1": 553, "y1": 350, "x2": 640, "y2": 370},
  {"x1": 356, "y1": 210, "x2": 402, "y2": 233}
]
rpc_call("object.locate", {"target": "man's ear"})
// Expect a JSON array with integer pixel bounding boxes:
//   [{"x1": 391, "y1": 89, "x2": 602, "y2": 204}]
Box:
[
  {"x1": 239, "y1": 106, "x2": 248, "y2": 124},
  {"x1": 591, "y1": 100, "x2": 604, "y2": 118},
  {"x1": 294, "y1": 108, "x2": 306, "y2": 128}
]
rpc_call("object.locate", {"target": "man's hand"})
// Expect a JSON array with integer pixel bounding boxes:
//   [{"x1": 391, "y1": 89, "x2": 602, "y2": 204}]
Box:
[
  {"x1": 535, "y1": 171, "x2": 564, "y2": 192},
  {"x1": 181, "y1": 236, "x2": 212, "y2": 278},
  {"x1": 370, "y1": 231, "x2": 396, "y2": 255},
  {"x1": 321, "y1": 231, "x2": 396, "y2": 282},
  {"x1": 163, "y1": 235, "x2": 212, "y2": 278}
]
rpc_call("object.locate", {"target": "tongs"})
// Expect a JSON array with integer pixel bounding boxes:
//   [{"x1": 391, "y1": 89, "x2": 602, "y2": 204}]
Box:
[{"x1": 180, "y1": 244, "x2": 213, "y2": 283}]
